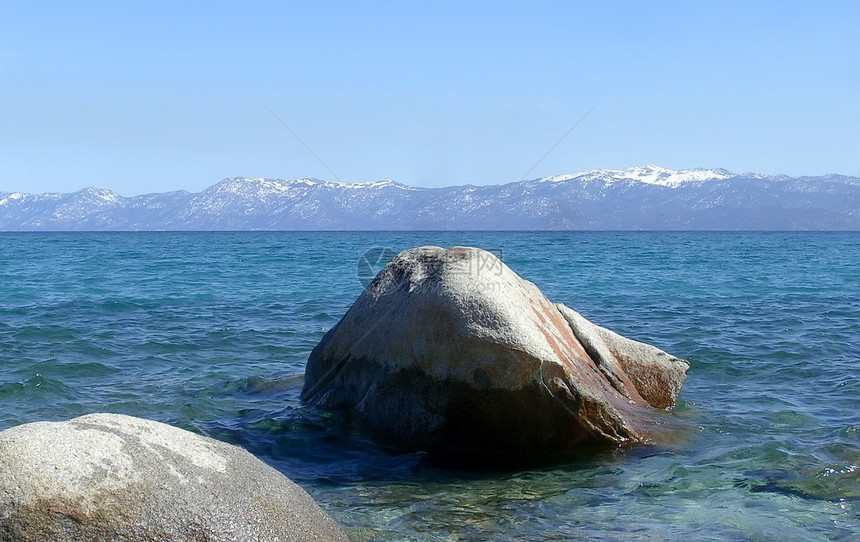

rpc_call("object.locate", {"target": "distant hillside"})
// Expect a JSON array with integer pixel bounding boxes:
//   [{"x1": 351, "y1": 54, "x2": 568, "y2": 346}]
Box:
[{"x1": 2, "y1": 166, "x2": 859, "y2": 230}]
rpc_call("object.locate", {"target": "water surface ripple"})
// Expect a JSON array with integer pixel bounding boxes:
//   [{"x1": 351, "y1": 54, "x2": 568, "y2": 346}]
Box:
[{"x1": 1, "y1": 232, "x2": 858, "y2": 540}]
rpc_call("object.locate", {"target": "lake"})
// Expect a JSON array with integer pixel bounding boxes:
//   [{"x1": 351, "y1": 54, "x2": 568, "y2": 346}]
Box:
[{"x1": 1, "y1": 231, "x2": 857, "y2": 540}]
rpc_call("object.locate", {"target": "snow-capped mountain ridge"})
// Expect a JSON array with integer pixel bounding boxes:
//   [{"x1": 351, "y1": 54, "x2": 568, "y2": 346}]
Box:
[
  {"x1": 2, "y1": 167, "x2": 859, "y2": 230},
  {"x1": 542, "y1": 166, "x2": 735, "y2": 188},
  {"x1": 212, "y1": 177, "x2": 419, "y2": 194}
]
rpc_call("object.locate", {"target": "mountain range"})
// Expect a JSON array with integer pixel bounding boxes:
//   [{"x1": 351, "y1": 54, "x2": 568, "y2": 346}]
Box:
[{"x1": 2, "y1": 166, "x2": 859, "y2": 230}]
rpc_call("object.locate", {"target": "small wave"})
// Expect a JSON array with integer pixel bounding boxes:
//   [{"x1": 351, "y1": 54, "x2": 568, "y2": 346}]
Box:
[
  {"x1": 0, "y1": 374, "x2": 80, "y2": 401},
  {"x1": 16, "y1": 360, "x2": 117, "y2": 379}
]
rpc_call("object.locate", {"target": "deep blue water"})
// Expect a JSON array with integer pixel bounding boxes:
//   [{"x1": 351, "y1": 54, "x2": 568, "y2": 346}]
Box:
[{"x1": 1, "y1": 231, "x2": 858, "y2": 541}]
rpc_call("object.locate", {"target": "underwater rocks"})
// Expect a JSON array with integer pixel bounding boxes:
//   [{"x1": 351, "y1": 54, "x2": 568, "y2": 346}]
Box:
[
  {"x1": 0, "y1": 413, "x2": 347, "y2": 542},
  {"x1": 302, "y1": 246, "x2": 689, "y2": 455}
]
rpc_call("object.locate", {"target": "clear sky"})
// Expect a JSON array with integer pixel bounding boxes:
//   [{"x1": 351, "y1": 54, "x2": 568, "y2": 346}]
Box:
[{"x1": 2, "y1": 1, "x2": 859, "y2": 195}]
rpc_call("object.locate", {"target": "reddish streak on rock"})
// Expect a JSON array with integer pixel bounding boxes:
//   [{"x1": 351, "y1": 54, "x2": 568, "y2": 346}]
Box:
[
  {"x1": 528, "y1": 297, "x2": 600, "y2": 387},
  {"x1": 48, "y1": 503, "x2": 86, "y2": 523}
]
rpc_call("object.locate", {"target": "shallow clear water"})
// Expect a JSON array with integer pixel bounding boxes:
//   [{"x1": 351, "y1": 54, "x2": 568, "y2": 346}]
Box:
[{"x1": 1, "y1": 231, "x2": 858, "y2": 541}]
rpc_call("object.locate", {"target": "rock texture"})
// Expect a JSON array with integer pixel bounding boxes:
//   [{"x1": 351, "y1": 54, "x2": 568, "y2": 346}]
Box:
[
  {"x1": 302, "y1": 246, "x2": 689, "y2": 454},
  {"x1": 0, "y1": 413, "x2": 347, "y2": 542}
]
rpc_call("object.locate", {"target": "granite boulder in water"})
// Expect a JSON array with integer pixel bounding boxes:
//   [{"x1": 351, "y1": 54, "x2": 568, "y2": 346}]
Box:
[
  {"x1": 302, "y1": 246, "x2": 689, "y2": 454},
  {"x1": 0, "y1": 413, "x2": 347, "y2": 542}
]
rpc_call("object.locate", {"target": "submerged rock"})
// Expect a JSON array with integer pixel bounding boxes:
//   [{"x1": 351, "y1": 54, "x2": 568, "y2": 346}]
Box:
[
  {"x1": 0, "y1": 413, "x2": 347, "y2": 542},
  {"x1": 302, "y1": 246, "x2": 689, "y2": 455}
]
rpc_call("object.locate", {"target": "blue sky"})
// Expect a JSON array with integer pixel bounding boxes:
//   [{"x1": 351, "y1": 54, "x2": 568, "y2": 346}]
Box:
[{"x1": 2, "y1": 1, "x2": 858, "y2": 195}]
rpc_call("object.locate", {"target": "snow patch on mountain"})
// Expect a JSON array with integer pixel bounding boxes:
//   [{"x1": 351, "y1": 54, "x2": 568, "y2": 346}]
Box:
[
  {"x1": 330, "y1": 178, "x2": 420, "y2": 191},
  {"x1": 542, "y1": 165, "x2": 734, "y2": 187},
  {"x1": 213, "y1": 177, "x2": 420, "y2": 194}
]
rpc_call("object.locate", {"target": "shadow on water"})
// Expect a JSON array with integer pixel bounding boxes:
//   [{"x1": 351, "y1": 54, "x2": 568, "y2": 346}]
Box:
[{"x1": 188, "y1": 373, "x2": 701, "y2": 486}]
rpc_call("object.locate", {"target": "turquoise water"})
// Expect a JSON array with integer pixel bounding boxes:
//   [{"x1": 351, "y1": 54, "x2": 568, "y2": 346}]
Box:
[{"x1": 1, "y1": 231, "x2": 858, "y2": 541}]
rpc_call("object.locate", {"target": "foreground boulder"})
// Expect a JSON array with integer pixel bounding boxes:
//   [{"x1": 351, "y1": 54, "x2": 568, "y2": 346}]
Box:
[
  {"x1": 302, "y1": 246, "x2": 689, "y2": 455},
  {"x1": 0, "y1": 413, "x2": 347, "y2": 542}
]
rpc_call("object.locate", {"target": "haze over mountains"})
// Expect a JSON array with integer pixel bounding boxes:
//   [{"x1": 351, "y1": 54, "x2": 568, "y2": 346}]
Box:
[{"x1": 2, "y1": 166, "x2": 859, "y2": 231}]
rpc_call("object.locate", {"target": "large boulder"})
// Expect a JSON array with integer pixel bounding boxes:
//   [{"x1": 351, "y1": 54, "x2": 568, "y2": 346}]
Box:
[
  {"x1": 302, "y1": 246, "x2": 689, "y2": 455},
  {"x1": 0, "y1": 413, "x2": 347, "y2": 542}
]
